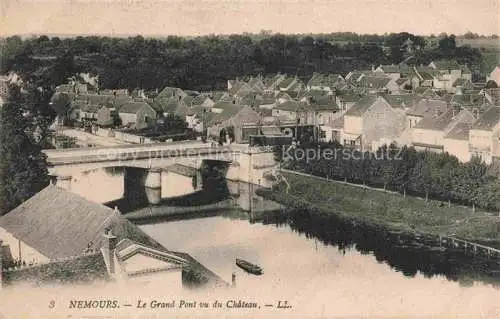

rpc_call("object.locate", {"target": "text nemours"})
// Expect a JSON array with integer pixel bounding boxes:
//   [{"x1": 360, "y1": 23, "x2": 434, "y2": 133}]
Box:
[{"x1": 67, "y1": 299, "x2": 292, "y2": 310}]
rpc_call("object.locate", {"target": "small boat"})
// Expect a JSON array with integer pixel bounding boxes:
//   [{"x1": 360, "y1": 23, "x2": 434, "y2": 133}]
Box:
[{"x1": 236, "y1": 258, "x2": 263, "y2": 275}]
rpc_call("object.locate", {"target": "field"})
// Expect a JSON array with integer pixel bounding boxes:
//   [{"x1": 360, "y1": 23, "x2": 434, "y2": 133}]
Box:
[
  {"x1": 264, "y1": 172, "x2": 500, "y2": 243},
  {"x1": 457, "y1": 38, "x2": 500, "y2": 50}
]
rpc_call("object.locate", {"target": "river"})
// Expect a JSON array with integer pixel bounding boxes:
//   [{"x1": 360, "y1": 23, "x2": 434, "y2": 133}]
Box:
[{"x1": 45, "y1": 167, "x2": 500, "y2": 317}]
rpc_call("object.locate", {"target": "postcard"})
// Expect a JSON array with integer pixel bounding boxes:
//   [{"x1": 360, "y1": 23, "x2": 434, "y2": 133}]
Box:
[{"x1": 1, "y1": 0, "x2": 500, "y2": 318}]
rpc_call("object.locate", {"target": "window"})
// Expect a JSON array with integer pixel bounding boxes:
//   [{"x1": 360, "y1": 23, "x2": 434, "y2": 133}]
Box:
[
  {"x1": 320, "y1": 131, "x2": 326, "y2": 138},
  {"x1": 350, "y1": 140, "x2": 356, "y2": 146}
]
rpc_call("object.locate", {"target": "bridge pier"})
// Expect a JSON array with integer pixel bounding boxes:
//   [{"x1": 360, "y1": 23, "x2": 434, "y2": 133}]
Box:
[
  {"x1": 55, "y1": 175, "x2": 72, "y2": 191},
  {"x1": 143, "y1": 168, "x2": 162, "y2": 205}
]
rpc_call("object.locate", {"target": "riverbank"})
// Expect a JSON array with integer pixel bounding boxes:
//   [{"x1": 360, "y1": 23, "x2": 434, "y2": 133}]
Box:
[
  {"x1": 123, "y1": 199, "x2": 235, "y2": 222},
  {"x1": 258, "y1": 171, "x2": 500, "y2": 245}
]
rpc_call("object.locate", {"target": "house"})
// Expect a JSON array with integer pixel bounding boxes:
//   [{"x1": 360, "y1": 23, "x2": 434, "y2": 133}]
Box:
[
  {"x1": 186, "y1": 94, "x2": 215, "y2": 109},
  {"x1": 449, "y1": 91, "x2": 490, "y2": 115},
  {"x1": 272, "y1": 101, "x2": 313, "y2": 125},
  {"x1": 276, "y1": 76, "x2": 305, "y2": 96},
  {"x1": 428, "y1": 60, "x2": 467, "y2": 93},
  {"x1": 70, "y1": 94, "x2": 131, "y2": 123},
  {"x1": 157, "y1": 87, "x2": 187, "y2": 101},
  {"x1": 209, "y1": 91, "x2": 231, "y2": 102},
  {"x1": 405, "y1": 99, "x2": 450, "y2": 129},
  {"x1": 207, "y1": 104, "x2": 261, "y2": 143},
  {"x1": 468, "y1": 106, "x2": 500, "y2": 164},
  {"x1": 375, "y1": 64, "x2": 411, "y2": 81},
  {"x1": 0, "y1": 184, "x2": 226, "y2": 288},
  {"x1": 159, "y1": 97, "x2": 189, "y2": 117},
  {"x1": 344, "y1": 70, "x2": 367, "y2": 84},
  {"x1": 335, "y1": 91, "x2": 362, "y2": 112},
  {"x1": 247, "y1": 76, "x2": 266, "y2": 91},
  {"x1": 487, "y1": 66, "x2": 500, "y2": 86},
  {"x1": 185, "y1": 106, "x2": 216, "y2": 132},
  {"x1": 356, "y1": 75, "x2": 400, "y2": 94},
  {"x1": 411, "y1": 107, "x2": 475, "y2": 152},
  {"x1": 383, "y1": 94, "x2": 422, "y2": 111},
  {"x1": 99, "y1": 89, "x2": 129, "y2": 96},
  {"x1": 96, "y1": 103, "x2": 119, "y2": 127},
  {"x1": 263, "y1": 73, "x2": 286, "y2": 92},
  {"x1": 306, "y1": 73, "x2": 344, "y2": 92},
  {"x1": 461, "y1": 66, "x2": 473, "y2": 81},
  {"x1": 118, "y1": 101, "x2": 157, "y2": 130},
  {"x1": 301, "y1": 92, "x2": 340, "y2": 125},
  {"x1": 335, "y1": 96, "x2": 406, "y2": 151},
  {"x1": 444, "y1": 123, "x2": 473, "y2": 162},
  {"x1": 411, "y1": 67, "x2": 435, "y2": 89},
  {"x1": 231, "y1": 82, "x2": 254, "y2": 98},
  {"x1": 211, "y1": 100, "x2": 238, "y2": 114}
]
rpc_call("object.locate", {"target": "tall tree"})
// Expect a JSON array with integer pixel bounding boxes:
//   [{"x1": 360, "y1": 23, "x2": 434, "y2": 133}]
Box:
[{"x1": 0, "y1": 87, "x2": 50, "y2": 215}]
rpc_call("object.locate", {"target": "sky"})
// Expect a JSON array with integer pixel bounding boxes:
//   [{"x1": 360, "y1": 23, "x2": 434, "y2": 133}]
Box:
[{"x1": 0, "y1": 0, "x2": 499, "y2": 37}]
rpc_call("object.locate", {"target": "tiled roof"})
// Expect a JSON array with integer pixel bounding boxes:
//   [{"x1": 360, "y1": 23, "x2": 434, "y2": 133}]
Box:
[
  {"x1": 160, "y1": 98, "x2": 188, "y2": 114},
  {"x1": 228, "y1": 81, "x2": 247, "y2": 95},
  {"x1": 383, "y1": 94, "x2": 422, "y2": 109},
  {"x1": 336, "y1": 91, "x2": 362, "y2": 103},
  {"x1": 210, "y1": 105, "x2": 260, "y2": 124},
  {"x1": 157, "y1": 87, "x2": 185, "y2": 99},
  {"x1": 357, "y1": 76, "x2": 391, "y2": 89},
  {"x1": 344, "y1": 95, "x2": 378, "y2": 116},
  {"x1": 188, "y1": 95, "x2": 211, "y2": 106},
  {"x1": 119, "y1": 101, "x2": 152, "y2": 114},
  {"x1": 471, "y1": 106, "x2": 500, "y2": 131},
  {"x1": 307, "y1": 73, "x2": 344, "y2": 88},
  {"x1": 0, "y1": 185, "x2": 165, "y2": 259},
  {"x1": 406, "y1": 99, "x2": 450, "y2": 118},
  {"x1": 307, "y1": 95, "x2": 339, "y2": 111},
  {"x1": 444, "y1": 122, "x2": 471, "y2": 140},
  {"x1": 278, "y1": 77, "x2": 296, "y2": 89},
  {"x1": 413, "y1": 108, "x2": 458, "y2": 131},
  {"x1": 378, "y1": 64, "x2": 411, "y2": 74},
  {"x1": 450, "y1": 93, "x2": 486, "y2": 107}
]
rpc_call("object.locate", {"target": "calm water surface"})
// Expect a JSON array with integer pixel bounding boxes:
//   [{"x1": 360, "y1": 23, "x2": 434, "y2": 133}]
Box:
[{"x1": 50, "y1": 166, "x2": 500, "y2": 317}]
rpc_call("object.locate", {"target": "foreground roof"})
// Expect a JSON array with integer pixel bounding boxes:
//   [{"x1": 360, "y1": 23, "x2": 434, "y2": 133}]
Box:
[{"x1": 0, "y1": 185, "x2": 165, "y2": 259}]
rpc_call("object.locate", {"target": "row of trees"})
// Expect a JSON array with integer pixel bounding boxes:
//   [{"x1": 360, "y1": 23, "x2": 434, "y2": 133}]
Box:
[
  {"x1": 278, "y1": 142, "x2": 500, "y2": 212},
  {"x1": 1, "y1": 32, "x2": 484, "y2": 91}
]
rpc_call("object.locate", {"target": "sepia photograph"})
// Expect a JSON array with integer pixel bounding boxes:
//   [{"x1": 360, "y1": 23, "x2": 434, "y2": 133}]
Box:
[{"x1": 0, "y1": 0, "x2": 499, "y2": 318}]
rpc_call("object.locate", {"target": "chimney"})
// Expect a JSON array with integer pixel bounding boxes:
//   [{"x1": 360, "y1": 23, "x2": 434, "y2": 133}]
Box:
[
  {"x1": 56, "y1": 176, "x2": 72, "y2": 191},
  {"x1": 231, "y1": 273, "x2": 236, "y2": 287},
  {"x1": 103, "y1": 228, "x2": 118, "y2": 275}
]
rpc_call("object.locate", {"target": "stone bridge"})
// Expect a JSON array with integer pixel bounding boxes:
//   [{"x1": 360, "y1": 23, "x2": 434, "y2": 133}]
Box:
[{"x1": 43, "y1": 141, "x2": 278, "y2": 204}]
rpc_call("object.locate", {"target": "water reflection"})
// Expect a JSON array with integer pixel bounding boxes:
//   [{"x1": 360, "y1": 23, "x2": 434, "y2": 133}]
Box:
[{"x1": 257, "y1": 209, "x2": 500, "y2": 287}]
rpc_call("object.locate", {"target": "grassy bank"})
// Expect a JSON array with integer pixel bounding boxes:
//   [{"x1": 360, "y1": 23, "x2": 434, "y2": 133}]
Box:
[{"x1": 260, "y1": 172, "x2": 500, "y2": 243}]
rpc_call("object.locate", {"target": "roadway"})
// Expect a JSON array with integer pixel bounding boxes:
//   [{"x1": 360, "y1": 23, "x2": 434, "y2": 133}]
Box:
[{"x1": 56, "y1": 128, "x2": 133, "y2": 147}]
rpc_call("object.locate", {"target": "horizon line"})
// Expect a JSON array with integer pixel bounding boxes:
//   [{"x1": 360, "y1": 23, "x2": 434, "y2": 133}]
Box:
[{"x1": 1, "y1": 31, "x2": 499, "y2": 40}]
